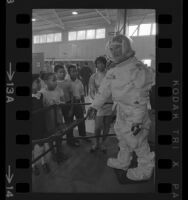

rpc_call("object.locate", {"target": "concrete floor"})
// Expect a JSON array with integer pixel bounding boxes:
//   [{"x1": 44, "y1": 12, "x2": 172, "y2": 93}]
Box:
[
  {"x1": 32, "y1": 137, "x2": 155, "y2": 193},
  {"x1": 32, "y1": 97, "x2": 155, "y2": 193},
  {"x1": 32, "y1": 120, "x2": 155, "y2": 193}
]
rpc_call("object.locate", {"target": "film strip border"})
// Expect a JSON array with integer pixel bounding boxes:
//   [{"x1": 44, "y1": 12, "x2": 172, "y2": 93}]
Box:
[{"x1": 5, "y1": 6, "x2": 182, "y2": 200}]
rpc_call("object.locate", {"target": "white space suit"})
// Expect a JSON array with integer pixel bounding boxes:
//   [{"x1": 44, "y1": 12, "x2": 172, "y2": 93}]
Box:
[{"x1": 90, "y1": 35, "x2": 155, "y2": 181}]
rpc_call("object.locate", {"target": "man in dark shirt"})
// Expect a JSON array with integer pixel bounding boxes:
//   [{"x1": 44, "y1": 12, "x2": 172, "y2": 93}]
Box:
[{"x1": 79, "y1": 62, "x2": 92, "y2": 96}]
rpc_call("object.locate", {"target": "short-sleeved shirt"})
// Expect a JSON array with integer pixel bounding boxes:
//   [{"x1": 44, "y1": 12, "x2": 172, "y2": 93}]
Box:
[
  {"x1": 89, "y1": 72, "x2": 105, "y2": 92},
  {"x1": 40, "y1": 87, "x2": 64, "y2": 132},
  {"x1": 89, "y1": 72, "x2": 113, "y2": 116},
  {"x1": 57, "y1": 80, "x2": 72, "y2": 103},
  {"x1": 69, "y1": 79, "x2": 84, "y2": 100},
  {"x1": 40, "y1": 87, "x2": 64, "y2": 106}
]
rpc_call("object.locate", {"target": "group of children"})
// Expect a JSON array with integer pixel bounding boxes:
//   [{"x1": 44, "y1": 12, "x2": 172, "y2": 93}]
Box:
[
  {"x1": 32, "y1": 56, "x2": 117, "y2": 176},
  {"x1": 32, "y1": 64, "x2": 93, "y2": 175}
]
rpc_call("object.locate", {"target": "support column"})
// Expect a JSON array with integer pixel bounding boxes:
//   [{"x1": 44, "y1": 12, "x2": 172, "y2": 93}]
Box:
[{"x1": 114, "y1": 9, "x2": 127, "y2": 35}]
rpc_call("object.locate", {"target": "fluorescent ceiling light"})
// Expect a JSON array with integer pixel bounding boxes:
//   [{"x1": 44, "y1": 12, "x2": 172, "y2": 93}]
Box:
[
  {"x1": 32, "y1": 18, "x2": 37, "y2": 22},
  {"x1": 72, "y1": 11, "x2": 78, "y2": 15}
]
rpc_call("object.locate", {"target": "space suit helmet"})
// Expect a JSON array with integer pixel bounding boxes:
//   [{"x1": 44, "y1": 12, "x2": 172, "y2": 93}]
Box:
[{"x1": 105, "y1": 34, "x2": 135, "y2": 63}]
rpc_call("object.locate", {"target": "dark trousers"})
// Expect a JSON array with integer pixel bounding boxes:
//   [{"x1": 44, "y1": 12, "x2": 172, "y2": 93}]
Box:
[
  {"x1": 61, "y1": 103, "x2": 74, "y2": 143},
  {"x1": 70, "y1": 102, "x2": 86, "y2": 137},
  {"x1": 44, "y1": 107, "x2": 63, "y2": 156},
  {"x1": 83, "y1": 81, "x2": 89, "y2": 96}
]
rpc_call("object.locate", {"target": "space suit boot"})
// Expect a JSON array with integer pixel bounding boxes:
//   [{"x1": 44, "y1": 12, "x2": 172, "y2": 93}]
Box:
[
  {"x1": 107, "y1": 147, "x2": 132, "y2": 170},
  {"x1": 107, "y1": 158, "x2": 130, "y2": 170},
  {"x1": 126, "y1": 151, "x2": 155, "y2": 181}
]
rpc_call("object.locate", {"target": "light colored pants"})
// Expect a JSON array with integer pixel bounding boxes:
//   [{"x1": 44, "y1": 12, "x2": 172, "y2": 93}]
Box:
[{"x1": 93, "y1": 115, "x2": 112, "y2": 146}]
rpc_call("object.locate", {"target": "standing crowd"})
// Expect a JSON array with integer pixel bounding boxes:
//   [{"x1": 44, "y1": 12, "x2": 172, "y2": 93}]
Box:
[
  {"x1": 32, "y1": 34, "x2": 155, "y2": 182},
  {"x1": 32, "y1": 56, "x2": 112, "y2": 174}
]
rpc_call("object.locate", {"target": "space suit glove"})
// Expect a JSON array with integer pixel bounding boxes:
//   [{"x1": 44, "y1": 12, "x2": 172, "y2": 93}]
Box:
[
  {"x1": 86, "y1": 107, "x2": 97, "y2": 120},
  {"x1": 32, "y1": 92, "x2": 41, "y2": 100},
  {"x1": 131, "y1": 123, "x2": 143, "y2": 136}
]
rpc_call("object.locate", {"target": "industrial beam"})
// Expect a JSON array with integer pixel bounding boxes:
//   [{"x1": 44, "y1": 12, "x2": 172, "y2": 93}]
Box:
[
  {"x1": 123, "y1": 9, "x2": 127, "y2": 35},
  {"x1": 33, "y1": 13, "x2": 65, "y2": 30},
  {"x1": 32, "y1": 24, "x2": 62, "y2": 31},
  {"x1": 63, "y1": 16, "x2": 106, "y2": 24},
  {"x1": 105, "y1": 9, "x2": 111, "y2": 21},
  {"x1": 114, "y1": 9, "x2": 127, "y2": 35},
  {"x1": 53, "y1": 9, "x2": 65, "y2": 29},
  {"x1": 95, "y1": 9, "x2": 111, "y2": 25},
  {"x1": 58, "y1": 11, "x2": 99, "y2": 21}
]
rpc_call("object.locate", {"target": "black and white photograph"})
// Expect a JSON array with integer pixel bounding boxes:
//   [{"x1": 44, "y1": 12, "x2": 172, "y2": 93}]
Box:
[{"x1": 31, "y1": 9, "x2": 156, "y2": 193}]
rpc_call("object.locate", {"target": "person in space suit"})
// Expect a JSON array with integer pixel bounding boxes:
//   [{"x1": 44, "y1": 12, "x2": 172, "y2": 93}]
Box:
[{"x1": 87, "y1": 34, "x2": 155, "y2": 181}]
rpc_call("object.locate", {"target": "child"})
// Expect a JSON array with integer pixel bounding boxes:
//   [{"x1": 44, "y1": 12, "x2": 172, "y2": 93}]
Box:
[
  {"x1": 41, "y1": 73, "x2": 68, "y2": 164},
  {"x1": 68, "y1": 65, "x2": 91, "y2": 145},
  {"x1": 89, "y1": 56, "x2": 113, "y2": 153},
  {"x1": 54, "y1": 65, "x2": 80, "y2": 147},
  {"x1": 32, "y1": 74, "x2": 50, "y2": 175}
]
